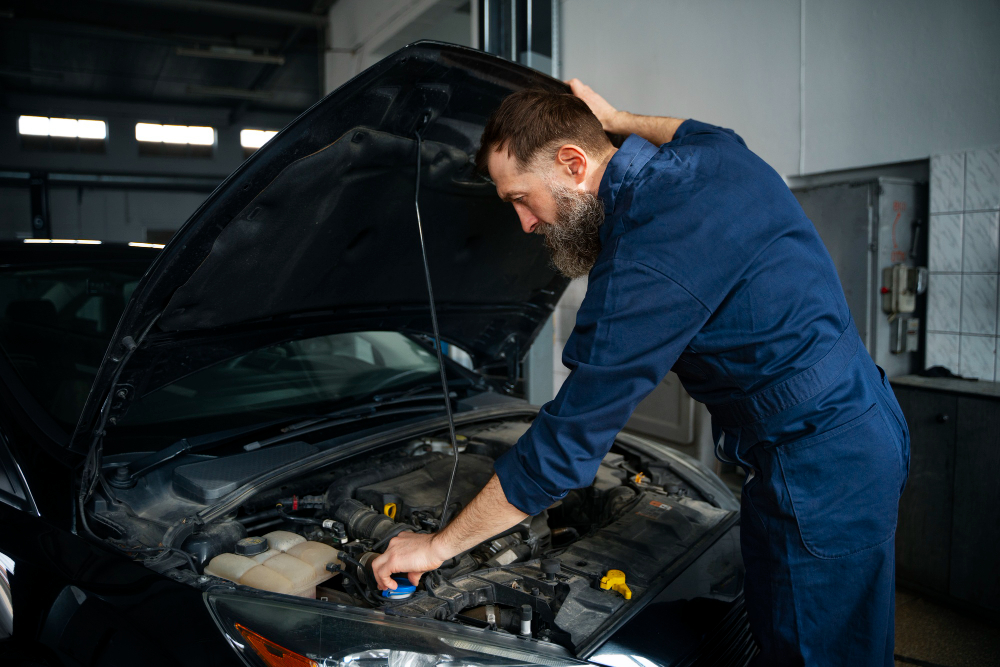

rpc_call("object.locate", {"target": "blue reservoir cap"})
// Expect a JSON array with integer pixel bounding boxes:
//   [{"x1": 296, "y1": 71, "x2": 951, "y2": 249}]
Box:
[{"x1": 381, "y1": 576, "x2": 417, "y2": 599}]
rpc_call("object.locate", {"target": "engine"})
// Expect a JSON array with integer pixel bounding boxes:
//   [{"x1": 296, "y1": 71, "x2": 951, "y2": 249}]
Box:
[{"x1": 91, "y1": 420, "x2": 733, "y2": 651}]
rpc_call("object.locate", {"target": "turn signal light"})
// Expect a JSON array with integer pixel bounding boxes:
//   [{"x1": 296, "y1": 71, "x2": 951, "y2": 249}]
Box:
[{"x1": 235, "y1": 623, "x2": 318, "y2": 667}]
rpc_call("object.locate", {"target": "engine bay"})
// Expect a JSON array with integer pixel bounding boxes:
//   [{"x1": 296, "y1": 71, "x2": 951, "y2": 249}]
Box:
[{"x1": 90, "y1": 415, "x2": 735, "y2": 652}]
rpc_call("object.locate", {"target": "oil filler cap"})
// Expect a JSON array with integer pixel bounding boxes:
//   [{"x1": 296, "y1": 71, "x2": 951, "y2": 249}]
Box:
[
  {"x1": 600, "y1": 569, "x2": 632, "y2": 600},
  {"x1": 381, "y1": 576, "x2": 416, "y2": 599},
  {"x1": 234, "y1": 536, "x2": 269, "y2": 557}
]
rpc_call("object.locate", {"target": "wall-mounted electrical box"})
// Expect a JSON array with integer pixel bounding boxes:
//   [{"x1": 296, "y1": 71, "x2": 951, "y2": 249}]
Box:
[{"x1": 882, "y1": 264, "x2": 928, "y2": 316}]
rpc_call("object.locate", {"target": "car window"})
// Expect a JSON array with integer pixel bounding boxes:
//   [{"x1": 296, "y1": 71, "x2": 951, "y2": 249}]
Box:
[
  {"x1": 0, "y1": 264, "x2": 148, "y2": 427},
  {"x1": 118, "y1": 331, "x2": 442, "y2": 426}
]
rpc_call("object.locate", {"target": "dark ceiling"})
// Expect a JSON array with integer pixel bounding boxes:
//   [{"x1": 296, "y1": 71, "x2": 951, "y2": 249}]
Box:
[{"x1": 0, "y1": 0, "x2": 334, "y2": 115}]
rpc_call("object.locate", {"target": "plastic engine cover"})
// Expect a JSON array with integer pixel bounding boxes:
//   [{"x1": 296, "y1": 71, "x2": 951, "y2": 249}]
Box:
[{"x1": 173, "y1": 442, "x2": 317, "y2": 503}]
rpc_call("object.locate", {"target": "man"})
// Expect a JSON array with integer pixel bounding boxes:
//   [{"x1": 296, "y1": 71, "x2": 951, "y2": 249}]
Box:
[{"x1": 372, "y1": 80, "x2": 910, "y2": 665}]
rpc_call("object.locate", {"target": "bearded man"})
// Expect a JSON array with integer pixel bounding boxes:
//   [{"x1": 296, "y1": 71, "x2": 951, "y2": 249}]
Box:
[{"x1": 373, "y1": 81, "x2": 910, "y2": 666}]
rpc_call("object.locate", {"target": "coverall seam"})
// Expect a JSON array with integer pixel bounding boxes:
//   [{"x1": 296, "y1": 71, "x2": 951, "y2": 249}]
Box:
[
  {"x1": 581, "y1": 241, "x2": 624, "y2": 368},
  {"x1": 614, "y1": 257, "x2": 713, "y2": 315}
]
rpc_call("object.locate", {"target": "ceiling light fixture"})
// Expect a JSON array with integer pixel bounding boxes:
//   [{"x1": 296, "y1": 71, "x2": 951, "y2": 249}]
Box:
[
  {"x1": 135, "y1": 122, "x2": 215, "y2": 145},
  {"x1": 18, "y1": 116, "x2": 107, "y2": 139},
  {"x1": 240, "y1": 129, "x2": 278, "y2": 149}
]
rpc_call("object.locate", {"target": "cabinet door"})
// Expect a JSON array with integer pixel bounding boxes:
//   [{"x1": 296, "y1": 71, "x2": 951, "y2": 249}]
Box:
[
  {"x1": 950, "y1": 396, "x2": 1000, "y2": 611},
  {"x1": 893, "y1": 385, "x2": 956, "y2": 595}
]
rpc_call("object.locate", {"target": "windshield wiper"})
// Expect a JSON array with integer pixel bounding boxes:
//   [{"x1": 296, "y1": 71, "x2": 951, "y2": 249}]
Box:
[
  {"x1": 104, "y1": 383, "x2": 463, "y2": 487},
  {"x1": 276, "y1": 383, "x2": 452, "y2": 433},
  {"x1": 242, "y1": 388, "x2": 457, "y2": 452}
]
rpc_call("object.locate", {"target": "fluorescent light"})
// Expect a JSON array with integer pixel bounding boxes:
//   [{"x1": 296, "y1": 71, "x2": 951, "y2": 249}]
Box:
[
  {"x1": 48, "y1": 117, "x2": 78, "y2": 138},
  {"x1": 18, "y1": 115, "x2": 107, "y2": 140},
  {"x1": 128, "y1": 242, "x2": 165, "y2": 249},
  {"x1": 240, "y1": 129, "x2": 277, "y2": 149},
  {"x1": 18, "y1": 116, "x2": 50, "y2": 136},
  {"x1": 77, "y1": 119, "x2": 107, "y2": 139},
  {"x1": 22, "y1": 239, "x2": 102, "y2": 244},
  {"x1": 135, "y1": 122, "x2": 215, "y2": 146}
]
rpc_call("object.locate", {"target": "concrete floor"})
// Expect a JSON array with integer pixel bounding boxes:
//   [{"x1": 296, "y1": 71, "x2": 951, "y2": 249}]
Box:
[{"x1": 894, "y1": 588, "x2": 1000, "y2": 667}]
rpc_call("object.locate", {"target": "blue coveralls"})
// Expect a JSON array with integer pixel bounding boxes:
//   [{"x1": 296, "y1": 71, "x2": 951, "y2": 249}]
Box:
[{"x1": 493, "y1": 120, "x2": 911, "y2": 665}]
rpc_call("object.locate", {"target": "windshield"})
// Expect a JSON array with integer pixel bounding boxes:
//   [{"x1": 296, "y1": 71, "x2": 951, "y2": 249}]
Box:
[
  {"x1": 0, "y1": 262, "x2": 147, "y2": 426},
  {"x1": 1, "y1": 258, "x2": 472, "y2": 451},
  {"x1": 119, "y1": 331, "x2": 443, "y2": 427}
]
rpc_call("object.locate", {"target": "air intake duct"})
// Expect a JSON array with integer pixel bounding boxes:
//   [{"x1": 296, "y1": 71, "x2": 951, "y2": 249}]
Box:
[{"x1": 335, "y1": 499, "x2": 410, "y2": 543}]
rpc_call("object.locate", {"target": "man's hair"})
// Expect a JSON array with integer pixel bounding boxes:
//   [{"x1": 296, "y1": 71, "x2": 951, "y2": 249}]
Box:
[{"x1": 476, "y1": 89, "x2": 612, "y2": 176}]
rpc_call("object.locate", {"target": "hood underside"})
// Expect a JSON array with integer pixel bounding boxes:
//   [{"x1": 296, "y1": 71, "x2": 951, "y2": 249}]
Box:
[{"x1": 70, "y1": 42, "x2": 570, "y2": 453}]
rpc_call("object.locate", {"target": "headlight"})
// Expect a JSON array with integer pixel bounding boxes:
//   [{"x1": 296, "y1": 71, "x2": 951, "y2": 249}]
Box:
[{"x1": 205, "y1": 590, "x2": 586, "y2": 667}]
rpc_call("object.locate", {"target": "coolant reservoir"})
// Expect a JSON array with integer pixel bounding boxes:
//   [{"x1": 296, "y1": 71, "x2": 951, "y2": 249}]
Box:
[{"x1": 205, "y1": 530, "x2": 341, "y2": 598}]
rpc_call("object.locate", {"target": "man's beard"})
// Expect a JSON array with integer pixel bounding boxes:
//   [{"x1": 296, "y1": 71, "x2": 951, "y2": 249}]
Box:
[{"x1": 535, "y1": 183, "x2": 605, "y2": 279}]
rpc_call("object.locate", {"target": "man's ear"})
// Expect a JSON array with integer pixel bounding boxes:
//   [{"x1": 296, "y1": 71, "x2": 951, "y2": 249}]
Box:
[{"x1": 555, "y1": 144, "x2": 589, "y2": 185}]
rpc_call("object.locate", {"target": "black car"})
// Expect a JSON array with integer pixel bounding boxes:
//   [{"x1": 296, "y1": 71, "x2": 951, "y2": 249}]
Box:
[{"x1": 0, "y1": 42, "x2": 755, "y2": 667}]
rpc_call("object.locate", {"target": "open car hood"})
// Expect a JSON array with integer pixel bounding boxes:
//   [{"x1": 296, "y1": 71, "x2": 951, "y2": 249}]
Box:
[{"x1": 68, "y1": 42, "x2": 569, "y2": 454}]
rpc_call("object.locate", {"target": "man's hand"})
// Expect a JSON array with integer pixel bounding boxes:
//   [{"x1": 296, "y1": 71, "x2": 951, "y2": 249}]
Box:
[
  {"x1": 566, "y1": 78, "x2": 686, "y2": 145},
  {"x1": 369, "y1": 475, "x2": 528, "y2": 590},
  {"x1": 370, "y1": 531, "x2": 448, "y2": 589},
  {"x1": 566, "y1": 78, "x2": 623, "y2": 134}
]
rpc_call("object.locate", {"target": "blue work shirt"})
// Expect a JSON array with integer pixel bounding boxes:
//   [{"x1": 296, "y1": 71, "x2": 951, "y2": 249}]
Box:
[{"x1": 493, "y1": 120, "x2": 856, "y2": 516}]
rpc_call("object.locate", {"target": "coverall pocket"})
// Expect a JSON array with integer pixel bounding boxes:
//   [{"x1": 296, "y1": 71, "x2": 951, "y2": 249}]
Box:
[{"x1": 776, "y1": 404, "x2": 901, "y2": 559}]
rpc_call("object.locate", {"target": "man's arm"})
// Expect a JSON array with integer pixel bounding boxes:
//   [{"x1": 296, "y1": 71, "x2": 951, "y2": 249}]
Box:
[
  {"x1": 374, "y1": 258, "x2": 711, "y2": 588},
  {"x1": 370, "y1": 475, "x2": 527, "y2": 589},
  {"x1": 567, "y1": 78, "x2": 686, "y2": 145}
]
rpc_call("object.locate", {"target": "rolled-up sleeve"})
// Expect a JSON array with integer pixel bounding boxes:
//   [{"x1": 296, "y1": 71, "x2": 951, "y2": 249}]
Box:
[{"x1": 493, "y1": 255, "x2": 712, "y2": 515}]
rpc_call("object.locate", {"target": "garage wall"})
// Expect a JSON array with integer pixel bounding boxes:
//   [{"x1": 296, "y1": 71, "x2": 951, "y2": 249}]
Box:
[
  {"x1": 562, "y1": 0, "x2": 802, "y2": 176},
  {"x1": 0, "y1": 188, "x2": 31, "y2": 239},
  {"x1": 558, "y1": 0, "x2": 999, "y2": 465},
  {"x1": 561, "y1": 0, "x2": 1000, "y2": 177},
  {"x1": 802, "y1": 0, "x2": 1000, "y2": 174},
  {"x1": 43, "y1": 188, "x2": 210, "y2": 243},
  {"x1": 325, "y1": 0, "x2": 472, "y2": 93}
]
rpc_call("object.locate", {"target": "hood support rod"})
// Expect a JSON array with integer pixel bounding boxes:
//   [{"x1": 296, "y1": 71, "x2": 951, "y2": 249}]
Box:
[{"x1": 413, "y1": 123, "x2": 462, "y2": 530}]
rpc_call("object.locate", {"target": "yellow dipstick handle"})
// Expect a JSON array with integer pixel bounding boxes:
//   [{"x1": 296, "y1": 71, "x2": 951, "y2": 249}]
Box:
[
  {"x1": 384, "y1": 503, "x2": 397, "y2": 520},
  {"x1": 600, "y1": 569, "x2": 632, "y2": 600}
]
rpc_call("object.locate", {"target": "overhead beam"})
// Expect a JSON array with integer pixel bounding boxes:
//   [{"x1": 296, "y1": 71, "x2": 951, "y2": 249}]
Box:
[
  {"x1": 186, "y1": 84, "x2": 275, "y2": 101},
  {"x1": 176, "y1": 46, "x2": 285, "y2": 65},
  {"x1": 0, "y1": 170, "x2": 223, "y2": 193},
  {"x1": 9, "y1": 17, "x2": 288, "y2": 51},
  {"x1": 98, "y1": 0, "x2": 329, "y2": 28}
]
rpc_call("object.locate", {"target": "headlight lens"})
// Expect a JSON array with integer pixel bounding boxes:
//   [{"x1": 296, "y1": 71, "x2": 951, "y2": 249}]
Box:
[{"x1": 206, "y1": 591, "x2": 586, "y2": 667}]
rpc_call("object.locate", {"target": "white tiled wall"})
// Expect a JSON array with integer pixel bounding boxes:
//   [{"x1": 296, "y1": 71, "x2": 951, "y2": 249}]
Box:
[{"x1": 927, "y1": 148, "x2": 1000, "y2": 380}]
